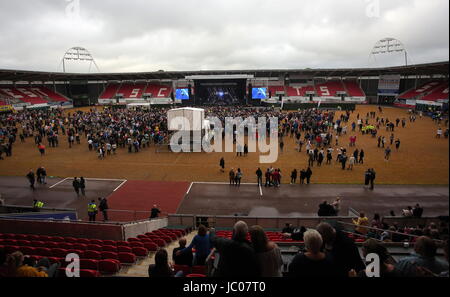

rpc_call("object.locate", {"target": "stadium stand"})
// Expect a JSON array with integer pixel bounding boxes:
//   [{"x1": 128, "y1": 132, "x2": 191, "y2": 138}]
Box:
[
  {"x1": 0, "y1": 86, "x2": 69, "y2": 104},
  {"x1": 343, "y1": 80, "x2": 365, "y2": 97},
  {"x1": 116, "y1": 83, "x2": 147, "y2": 99},
  {"x1": 145, "y1": 84, "x2": 172, "y2": 98},
  {"x1": 315, "y1": 80, "x2": 346, "y2": 97},
  {"x1": 421, "y1": 81, "x2": 449, "y2": 101},
  {"x1": 286, "y1": 85, "x2": 315, "y2": 97},
  {"x1": 99, "y1": 83, "x2": 120, "y2": 99},
  {"x1": 398, "y1": 81, "x2": 443, "y2": 100}
]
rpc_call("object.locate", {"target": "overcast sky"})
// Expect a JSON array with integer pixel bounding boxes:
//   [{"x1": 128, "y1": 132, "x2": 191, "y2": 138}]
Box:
[{"x1": 0, "y1": 0, "x2": 448, "y2": 73}]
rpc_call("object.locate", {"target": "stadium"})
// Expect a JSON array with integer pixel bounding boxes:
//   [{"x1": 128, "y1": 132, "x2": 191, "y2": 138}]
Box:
[{"x1": 0, "y1": 0, "x2": 448, "y2": 291}]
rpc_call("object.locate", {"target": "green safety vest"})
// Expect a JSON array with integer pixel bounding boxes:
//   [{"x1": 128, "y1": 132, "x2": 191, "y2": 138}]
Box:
[
  {"x1": 88, "y1": 203, "x2": 97, "y2": 213},
  {"x1": 35, "y1": 201, "x2": 44, "y2": 208}
]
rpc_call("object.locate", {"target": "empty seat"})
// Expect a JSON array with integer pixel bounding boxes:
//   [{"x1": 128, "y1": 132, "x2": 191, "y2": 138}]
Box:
[
  {"x1": 20, "y1": 246, "x2": 36, "y2": 255},
  {"x1": 89, "y1": 239, "x2": 103, "y2": 245},
  {"x1": 116, "y1": 241, "x2": 130, "y2": 247},
  {"x1": 31, "y1": 241, "x2": 46, "y2": 247},
  {"x1": 35, "y1": 247, "x2": 52, "y2": 257},
  {"x1": 129, "y1": 241, "x2": 144, "y2": 248},
  {"x1": 14, "y1": 234, "x2": 27, "y2": 240},
  {"x1": 51, "y1": 248, "x2": 69, "y2": 258},
  {"x1": 101, "y1": 251, "x2": 119, "y2": 260},
  {"x1": 191, "y1": 265, "x2": 207, "y2": 275},
  {"x1": 16, "y1": 240, "x2": 31, "y2": 246},
  {"x1": 136, "y1": 235, "x2": 148, "y2": 240},
  {"x1": 173, "y1": 264, "x2": 191, "y2": 275},
  {"x1": 127, "y1": 237, "x2": 140, "y2": 243},
  {"x1": 80, "y1": 259, "x2": 99, "y2": 271},
  {"x1": 153, "y1": 239, "x2": 165, "y2": 247},
  {"x1": 76, "y1": 238, "x2": 90, "y2": 244},
  {"x1": 160, "y1": 236, "x2": 172, "y2": 244},
  {"x1": 118, "y1": 252, "x2": 136, "y2": 264},
  {"x1": 117, "y1": 246, "x2": 133, "y2": 253},
  {"x1": 86, "y1": 244, "x2": 102, "y2": 252},
  {"x1": 25, "y1": 235, "x2": 40, "y2": 241},
  {"x1": 51, "y1": 236, "x2": 65, "y2": 243},
  {"x1": 64, "y1": 237, "x2": 77, "y2": 243},
  {"x1": 99, "y1": 259, "x2": 121, "y2": 274},
  {"x1": 3, "y1": 239, "x2": 17, "y2": 245},
  {"x1": 72, "y1": 243, "x2": 87, "y2": 251},
  {"x1": 37, "y1": 235, "x2": 51, "y2": 242},
  {"x1": 165, "y1": 233, "x2": 178, "y2": 240},
  {"x1": 4, "y1": 234, "x2": 16, "y2": 239},
  {"x1": 102, "y1": 240, "x2": 116, "y2": 246},
  {"x1": 143, "y1": 242, "x2": 158, "y2": 252},
  {"x1": 67, "y1": 249, "x2": 84, "y2": 257},
  {"x1": 186, "y1": 274, "x2": 206, "y2": 277},
  {"x1": 58, "y1": 243, "x2": 73, "y2": 250},
  {"x1": 101, "y1": 245, "x2": 117, "y2": 252},
  {"x1": 80, "y1": 269, "x2": 100, "y2": 277},
  {"x1": 84, "y1": 250, "x2": 101, "y2": 260},
  {"x1": 45, "y1": 242, "x2": 60, "y2": 249},
  {"x1": 48, "y1": 257, "x2": 63, "y2": 264},
  {"x1": 131, "y1": 247, "x2": 148, "y2": 257}
]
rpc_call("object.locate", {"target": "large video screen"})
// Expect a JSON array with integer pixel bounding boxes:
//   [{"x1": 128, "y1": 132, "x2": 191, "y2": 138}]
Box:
[
  {"x1": 175, "y1": 88, "x2": 190, "y2": 100},
  {"x1": 194, "y1": 79, "x2": 246, "y2": 105},
  {"x1": 252, "y1": 87, "x2": 267, "y2": 99}
]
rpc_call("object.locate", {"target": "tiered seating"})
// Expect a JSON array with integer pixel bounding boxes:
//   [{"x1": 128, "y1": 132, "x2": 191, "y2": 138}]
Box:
[
  {"x1": 145, "y1": 84, "x2": 172, "y2": 98},
  {"x1": 343, "y1": 81, "x2": 365, "y2": 97},
  {"x1": 286, "y1": 85, "x2": 315, "y2": 97},
  {"x1": 28, "y1": 87, "x2": 69, "y2": 102},
  {"x1": 116, "y1": 83, "x2": 147, "y2": 99},
  {"x1": 0, "y1": 227, "x2": 188, "y2": 277},
  {"x1": 398, "y1": 81, "x2": 442, "y2": 99},
  {"x1": 99, "y1": 84, "x2": 120, "y2": 99},
  {"x1": 421, "y1": 82, "x2": 449, "y2": 101},
  {"x1": 268, "y1": 86, "x2": 285, "y2": 97},
  {"x1": 315, "y1": 81, "x2": 346, "y2": 97},
  {"x1": 0, "y1": 86, "x2": 68, "y2": 104}
]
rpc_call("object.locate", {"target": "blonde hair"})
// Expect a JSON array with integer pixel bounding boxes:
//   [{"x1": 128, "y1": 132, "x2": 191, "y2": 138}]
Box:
[{"x1": 303, "y1": 229, "x2": 323, "y2": 253}]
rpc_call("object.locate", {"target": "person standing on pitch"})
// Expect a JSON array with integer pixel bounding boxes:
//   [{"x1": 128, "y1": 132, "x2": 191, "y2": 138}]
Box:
[
  {"x1": 88, "y1": 200, "x2": 97, "y2": 222},
  {"x1": 26, "y1": 170, "x2": 35, "y2": 190},
  {"x1": 79, "y1": 177, "x2": 86, "y2": 196},
  {"x1": 98, "y1": 197, "x2": 109, "y2": 221},
  {"x1": 290, "y1": 169, "x2": 298, "y2": 184},
  {"x1": 72, "y1": 177, "x2": 80, "y2": 196},
  {"x1": 256, "y1": 167, "x2": 263, "y2": 186},
  {"x1": 229, "y1": 168, "x2": 235, "y2": 185},
  {"x1": 369, "y1": 168, "x2": 376, "y2": 190},
  {"x1": 219, "y1": 157, "x2": 225, "y2": 173}
]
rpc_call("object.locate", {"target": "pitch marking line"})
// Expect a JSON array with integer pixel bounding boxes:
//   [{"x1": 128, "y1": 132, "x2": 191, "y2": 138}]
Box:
[
  {"x1": 113, "y1": 180, "x2": 128, "y2": 192},
  {"x1": 49, "y1": 177, "x2": 69, "y2": 189}
]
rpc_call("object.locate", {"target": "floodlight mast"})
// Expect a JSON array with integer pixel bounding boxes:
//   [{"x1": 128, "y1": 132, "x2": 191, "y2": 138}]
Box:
[
  {"x1": 60, "y1": 47, "x2": 100, "y2": 73},
  {"x1": 370, "y1": 38, "x2": 408, "y2": 66}
]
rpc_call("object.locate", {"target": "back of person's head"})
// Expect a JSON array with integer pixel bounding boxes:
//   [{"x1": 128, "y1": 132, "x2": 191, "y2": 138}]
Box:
[
  {"x1": 154, "y1": 249, "x2": 169, "y2": 268},
  {"x1": 317, "y1": 222, "x2": 336, "y2": 245},
  {"x1": 197, "y1": 225, "x2": 207, "y2": 236},
  {"x1": 360, "y1": 212, "x2": 366, "y2": 218},
  {"x1": 362, "y1": 239, "x2": 390, "y2": 262},
  {"x1": 374, "y1": 213, "x2": 380, "y2": 221},
  {"x1": 178, "y1": 238, "x2": 187, "y2": 248},
  {"x1": 233, "y1": 221, "x2": 248, "y2": 242},
  {"x1": 6, "y1": 251, "x2": 24, "y2": 271},
  {"x1": 414, "y1": 236, "x2": 437, "y2": 258},
  {"x1": 249, "y1": 225, "x2": 269, "y2": 253},
  {"x1": 304, "y1": 230, "x2": 323, "y2": 254}
]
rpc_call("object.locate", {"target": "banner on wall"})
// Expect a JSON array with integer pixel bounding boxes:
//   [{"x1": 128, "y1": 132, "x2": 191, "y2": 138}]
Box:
[{"x1": 378, "y1": 75, "x2": 401, "y2": 96}]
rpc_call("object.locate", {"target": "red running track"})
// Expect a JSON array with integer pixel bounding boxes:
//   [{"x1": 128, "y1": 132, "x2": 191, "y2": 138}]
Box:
[{"x1": 106, "y1": 180, "x2": 190, "y2": 221}]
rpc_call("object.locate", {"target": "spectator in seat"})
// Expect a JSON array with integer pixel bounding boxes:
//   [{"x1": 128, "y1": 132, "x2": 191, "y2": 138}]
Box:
[
  {"x1": 317, "y1": 201, "x2": 336, "y2": 217},
  {"x1": 249, "y1": 225, "x2": 283, "y2": 277},
  {"x1": 282, "y1": 223, "x2": 294, "y2": 238},
  {"x1": 413, "y1": 204, "x2": 424, "y2": 218},
  {"x1": 288, "y1": 229, "x2": 338, "y2": 277},
  {"x1": 176, "y1": 225, "x2": 210, "y2": 266},
  {"x1": 150, "y1": 204, "x2": 161, "y2": 219},
  {"x1": 395, "y1": 236, "x2": 448, "y2": 276},
  {"x1": 172, "y1": 238, "x2": 193, "y2": 267},
  {"x1": 317, "y1": 222, "x2": 365, "y2": 277},
  {"x1": 210, "y1": 221, "x2": 260, "y2": 277},
  {"x1": 352, "y1": 212, "x2": 369, "y2": 235},
  {"x1": 350, "y1": 239, "x2": 401, "y2": 277},
  {"x1": 149, "y1": 249, "x2": 182, "y2": 277},
  {"x1": 5, "y1": 251, "x2": 58, "y2": 277}
]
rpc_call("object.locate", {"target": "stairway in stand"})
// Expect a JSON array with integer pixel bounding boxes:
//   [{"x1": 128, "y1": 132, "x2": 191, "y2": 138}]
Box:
[{"x1": 116, "y1": 231, "x2": 197, "y2": 277}]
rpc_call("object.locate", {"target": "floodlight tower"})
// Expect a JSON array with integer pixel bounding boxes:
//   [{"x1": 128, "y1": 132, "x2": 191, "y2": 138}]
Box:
[
  {"x1": 370, "y1": 38, "x2": 409, "y2": 66},
  {"x1": 59, "y1": 46, "x2": 100, "y2": 72}
]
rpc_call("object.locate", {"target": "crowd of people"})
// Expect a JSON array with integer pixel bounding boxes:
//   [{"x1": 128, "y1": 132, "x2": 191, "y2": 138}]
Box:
[{"x1": 144, "y1": 220, "x2": 448, "y2": 278}]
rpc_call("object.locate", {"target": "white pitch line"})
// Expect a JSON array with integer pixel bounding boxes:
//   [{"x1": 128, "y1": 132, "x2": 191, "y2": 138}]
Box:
[
  {"x1": 49, "y1": 177, "x2": 69, "y2": 189},
  {"x1": 113, "y1": 180, "x2": 127, "y2": 192},
  {"x1": 85, "y1": 178, "x2": 127, "y2": 182},
  {"x1": 193, "y1": 182, "x2": 258, "y2": 185},
  {"x1": 186, "y1": 182, "x2": 194, "y2": 195},
  {"x1": 259, "y1": 184, "x2": 263, "y2": 197}
]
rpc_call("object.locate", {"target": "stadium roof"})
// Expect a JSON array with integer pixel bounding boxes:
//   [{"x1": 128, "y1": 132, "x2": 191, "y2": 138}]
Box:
[{"x1": 0, "y1": 61, "x2": 448, "y2": 82}]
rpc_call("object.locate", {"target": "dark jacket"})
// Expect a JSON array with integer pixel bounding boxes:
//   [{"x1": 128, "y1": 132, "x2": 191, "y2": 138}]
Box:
[{"x1": 210, "y1": 231, "x2": 260, "y2": 277}]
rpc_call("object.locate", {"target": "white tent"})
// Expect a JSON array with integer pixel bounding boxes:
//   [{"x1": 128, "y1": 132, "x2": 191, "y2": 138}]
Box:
[{"x1": 167, "y1": 107, "x2": 205, "y2": 131}]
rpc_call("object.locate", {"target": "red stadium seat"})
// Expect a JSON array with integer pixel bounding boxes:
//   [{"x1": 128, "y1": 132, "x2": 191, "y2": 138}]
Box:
[
  {"x1": 31, "y1": 241, "x2": 46, "y2": 247},
  {"x1": 76, "y1": 238, "x2": 90, "y2": 244},
  {"x1": 51, "y1": 248, "x2": 69, "y2": 258},
  {"x1": 3, "y1": 239, "x2": 17, "y2": 245},
  {"x1": 4, "y1": 234, "x2": 16, "y2": 239},
  {"x1": 80, "y1": 259, "x2": 99, "y2": 270},
  {"x1": 80, "y1": 269, "x2": 100, "y2": 277},
  {"x1": 118, "y1": 252, "x2": 136, "y2": 264},
  {"x1": 51, "y1": 236, "x2": 65, "y2": 243},
  {"x1": 101, "y1": 251, "x2": 119, "y2": 260},
  {"x1": 37, "y1": 235, "x2": 51, "y2": 242},
  {"x1": 131, "y1": 247, "x2": 148, "y2": 257},
  {"x1": 72, "y1": 243, "x2": 87, "y2": 251},
  {"x1": 64, "y1": 237, "x2": 77, "y2": 243},
  {"x1": 143, "y1": 242, "x2": 158, "y2": 252},
  {"x1": 20, "y1": 246, "x2": 36, "y2": 255},
  {"x1": 16, "y1": 240, "x2": 31, "y2": 246},
  {"x1": 136, "y1": 235, "x2": 148, "y2": 240},
  {"x1": 99, "y1": 259, "x2": 121, "y2": 274},
  {"x1": 102, "y1": 240, "x2": 116, "y2": 246},
  {"x1": 160, "y1": 236, "x2": 172, "y2": 244},
  {"x1": 67, "y1": 249, "x2": 84, "y2": 258},
  {"x1": 129, "y1": 241, "x2": 144, "y2": 248},
  {"x1": 153, "y1": 238, "x2": 166, "y2": 247},
  {"x1": 25, "y1": 235, "x2": 40, "y2": 241},
  {"x1": 186, "y1": 274, "x2": 206, "y2": 277},
  {"x1": 84, "y1": 250, "x2": 101, "y2": 260},
  {"x1": 191, "y1": 265, "x2": 207, "y2": 275},
  {"x1": 35, "y1": 247, "x2": 52, "y2": 257},
  {"x1": 101, "y1": 245, "x2": 117, "y2": 252},
  {"x1": 58, "y1": 243, "x2": 73, "y2": 250},
  {"x1": 89, "y1": 239, "x2": 103, "y2": 245},
  {"x1": 48, "y1": 257, "x2": 63, "y2": 265},
  {"x1": 173, "y1": 264, "x2": 191, "y2": 275},
  {"x1": 86, "y1": 244, "x2": 102, "y2": 252},
  {"x1": 116, "y1": 241, "x2": 130, "y2": 247},
  {"x1": 117, "y1": 246, "x2": 133, "y2": 253},
  {"x1": 45, "y1": 242, "x2": 60, "y2": 249},
  {"x1": 127, "y1": 237, "x2": 140, "y2": 243},
  {"x1": 14, "y1": 234, "x2": 27, "y2": 240}
]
